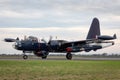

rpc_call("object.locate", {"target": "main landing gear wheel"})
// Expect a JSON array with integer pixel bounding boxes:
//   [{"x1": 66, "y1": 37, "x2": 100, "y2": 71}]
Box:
[
  {"x1": 66, "y1": 53, "x2": 72, "y2": 60},
  {"x1": 23, "y1": 55, "x2": 28, "y2": 60},
  {"x1": 41, "y1": 51, "x2": 49, "y2": 59}
]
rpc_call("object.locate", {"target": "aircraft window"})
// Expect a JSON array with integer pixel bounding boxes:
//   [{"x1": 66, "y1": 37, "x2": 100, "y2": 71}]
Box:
[{"x1": 27, "y1": 36, "x2": 38, "y2": 42}]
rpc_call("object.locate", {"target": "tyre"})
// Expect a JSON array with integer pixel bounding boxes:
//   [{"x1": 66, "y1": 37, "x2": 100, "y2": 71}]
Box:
[
  {"x1": 66, "y1": 53, "x2": 72, "y2": 60},
  {"x1": 23, "y1": 55, "x2": 28, "y2": 59}
]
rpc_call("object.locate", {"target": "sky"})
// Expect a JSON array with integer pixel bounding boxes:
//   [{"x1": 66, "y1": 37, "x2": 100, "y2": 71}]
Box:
[{"x1": 0, "y1": 0, "x2": 120, "y2": 55}]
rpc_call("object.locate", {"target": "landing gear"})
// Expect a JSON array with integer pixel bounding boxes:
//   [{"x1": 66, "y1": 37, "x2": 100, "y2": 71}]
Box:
[
  {"x1": 23, "y1": 55, "x2": 28, "y2": 59},
  {"x1": 34, "y1": 51, "x2": 49, "y2": 59},
  {"x1": 23, "y1": 51, "x2": 28, "y2": 60},
  {"x1": 41, "y1": 51, "x2": 48, "y2": 59},
  {"x1": 66, "y1": 52, "x2": 72, "y2": 60},
  {"x1": 42, "y1": 56, "x2": 47, "y2": 59}
]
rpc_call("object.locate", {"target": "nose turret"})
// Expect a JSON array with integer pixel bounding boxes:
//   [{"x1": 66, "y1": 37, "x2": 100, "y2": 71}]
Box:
[{"x1": 12, "y1": 41, "x2": 22, "y2": 50}]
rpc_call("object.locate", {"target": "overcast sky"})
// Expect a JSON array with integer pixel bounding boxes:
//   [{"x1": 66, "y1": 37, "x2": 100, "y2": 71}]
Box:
[
  {"x1": 0, "y1": 0, "x2": 120, "y2": 28},
  {"x1": 0, "y1": 0, "x2": 120, "y2": 54}
]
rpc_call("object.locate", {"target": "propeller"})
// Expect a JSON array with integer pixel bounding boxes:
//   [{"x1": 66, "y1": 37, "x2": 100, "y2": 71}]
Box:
[
  {"x1": 24, "y1": 35, "x2": 27, "y2": 40},
  {"x1": 41, "y1": 36, "x2": 53, "y2": 45},
  {"x1": 48, "y1": 36, "x2": 52, "y2": 44},
  {"x1": 41, "y1": 38, "x2": 47, "y2": 44}
]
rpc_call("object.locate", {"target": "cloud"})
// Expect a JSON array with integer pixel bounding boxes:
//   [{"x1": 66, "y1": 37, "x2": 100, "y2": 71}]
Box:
[
  {"x1": 0, "y1": 10, "x2": 44, "y2": 19},
  {"x1": 0, "y1": 0, "x2": 120, "y2": 27},
  {"x1": 1, "y1": 0, "x2": 120, "y2": 15}
]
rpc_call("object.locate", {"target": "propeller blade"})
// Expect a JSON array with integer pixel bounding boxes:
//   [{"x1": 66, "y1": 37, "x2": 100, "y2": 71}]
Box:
[
  {"x1": 41, "y1": 36, "x2": 53, "y2": 45},
  {"x1": 48, "y1": 36, "x2": 52, "y2": 43},
  {"x1": 24, "y1": 35, "x2": 27, "y2": 40},
  {"x1": 41, "y1": 38, "x2": 47, "y2": 44}
]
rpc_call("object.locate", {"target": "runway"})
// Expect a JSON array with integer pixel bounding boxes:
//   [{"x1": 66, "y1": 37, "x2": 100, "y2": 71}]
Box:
[{"x1": 0, "y1": 55, "x2": 120, "y2": 60}]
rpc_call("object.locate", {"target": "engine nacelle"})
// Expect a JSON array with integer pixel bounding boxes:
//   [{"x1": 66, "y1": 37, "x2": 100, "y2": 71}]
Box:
[
  {"x1": 34, "y1": 51, "x2": 48, "y2": 57},
  {"x1": 84, "y1": 48, "x2": 92, "y2": 52},
  {"x1": 83, "y1": 45, "x2": 102, "y2": 52}
]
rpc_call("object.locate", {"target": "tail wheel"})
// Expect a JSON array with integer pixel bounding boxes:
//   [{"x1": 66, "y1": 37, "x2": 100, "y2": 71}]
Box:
[
  {"x1": 23, "y1": 55, "x2": 28, "y2": 59},
  {"x1": 66, "y1": 53, "x2": 72, "y2": 60}
]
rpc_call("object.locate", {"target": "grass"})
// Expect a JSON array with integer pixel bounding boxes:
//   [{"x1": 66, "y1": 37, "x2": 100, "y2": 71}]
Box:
[{"x1": 0, "y1": 60, "x2": 120, "y2": 80}]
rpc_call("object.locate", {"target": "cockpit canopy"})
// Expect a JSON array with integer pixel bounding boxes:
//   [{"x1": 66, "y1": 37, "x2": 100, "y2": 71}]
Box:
[{"x1": 24, "y1": 36, "x2": 38, "y2": 42}]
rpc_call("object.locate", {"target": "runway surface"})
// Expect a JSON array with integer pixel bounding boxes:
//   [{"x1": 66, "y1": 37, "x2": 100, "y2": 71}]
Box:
[{"x1": 0, "y1": 55, "x2": 120, "y2": 60}]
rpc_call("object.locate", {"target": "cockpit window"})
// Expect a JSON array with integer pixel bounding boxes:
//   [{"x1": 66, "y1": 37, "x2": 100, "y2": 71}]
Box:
[{"x1": 25, "y1": 36, "x2": 38, "y2": 42}]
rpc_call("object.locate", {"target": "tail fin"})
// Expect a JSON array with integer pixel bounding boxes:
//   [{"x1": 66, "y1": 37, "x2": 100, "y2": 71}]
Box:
[
  {"x1": 86, "y1": 18, "x2": 101, "y2": 39},
  {"x1": 113, "y1": 34, "x2": 117, "y2": 39}
]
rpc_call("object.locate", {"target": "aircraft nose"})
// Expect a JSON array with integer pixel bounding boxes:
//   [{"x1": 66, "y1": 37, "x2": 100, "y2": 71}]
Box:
[{"x1": 12, "y1": 42, "x2": 18, "y2": 49}]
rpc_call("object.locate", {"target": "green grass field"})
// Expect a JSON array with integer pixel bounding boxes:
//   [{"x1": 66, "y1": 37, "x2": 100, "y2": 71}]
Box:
[{"x1": 0, "y1": 60, "x2": 120, "y2": 80}]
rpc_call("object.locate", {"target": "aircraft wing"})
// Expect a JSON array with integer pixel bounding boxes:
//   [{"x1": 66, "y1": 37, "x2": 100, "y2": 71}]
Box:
[
  {"x1": 61, "y1": 39, "x2": 95, "y2": 47},
  {"x1": 59, "y1": 40, "x2": 91, "y2": 52},
  {"x1": 63, "y1": 40, "x2": 86, "y2": 46},
  {"x1": 60, "y1": 38, "x2": 114, "y2": 52}
]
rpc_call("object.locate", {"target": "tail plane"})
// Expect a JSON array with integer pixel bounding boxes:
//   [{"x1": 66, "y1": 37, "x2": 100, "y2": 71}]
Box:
[{"x1": 86, "y1": 18, "x2": 101, "y2": 39}]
